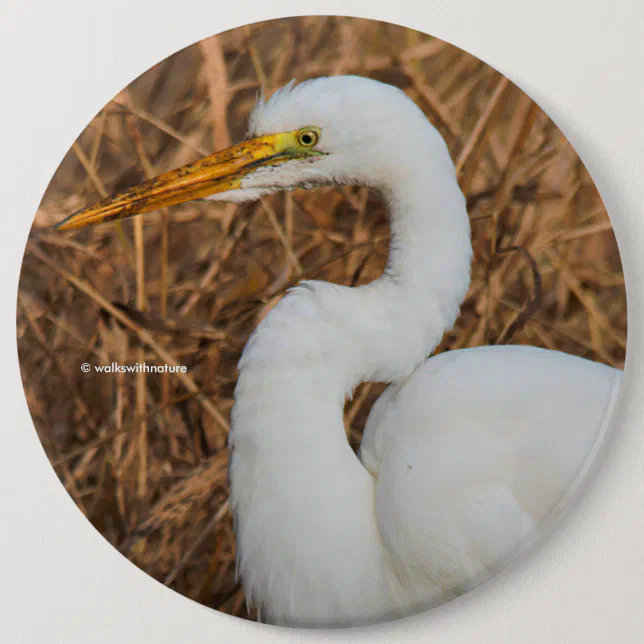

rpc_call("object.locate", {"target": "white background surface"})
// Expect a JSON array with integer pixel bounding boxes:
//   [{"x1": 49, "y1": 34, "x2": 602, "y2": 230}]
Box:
[{"x1": 2, "y1": 1, "x2": 643, "y2": 642}]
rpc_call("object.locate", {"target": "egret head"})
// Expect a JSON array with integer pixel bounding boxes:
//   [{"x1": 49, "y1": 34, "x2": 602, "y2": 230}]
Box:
[{"x1": 53, "y1": 76, "x2": 449, "y2": 231}]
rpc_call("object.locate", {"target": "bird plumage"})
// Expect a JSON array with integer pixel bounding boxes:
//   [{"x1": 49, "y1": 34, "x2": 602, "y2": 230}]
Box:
[{"x1": 222, "y1": 77, "x2": 621, "y2": 627}]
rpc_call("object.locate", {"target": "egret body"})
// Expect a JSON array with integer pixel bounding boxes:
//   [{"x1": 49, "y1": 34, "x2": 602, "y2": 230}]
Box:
[{"x1": 55, "y1": 76, "x2": 622, "y2": 628}]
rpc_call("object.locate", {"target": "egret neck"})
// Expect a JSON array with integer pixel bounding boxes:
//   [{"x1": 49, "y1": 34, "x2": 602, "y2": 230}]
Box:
[{"x1": 228, "y1": 157, "x2": 472, "y2": 626}]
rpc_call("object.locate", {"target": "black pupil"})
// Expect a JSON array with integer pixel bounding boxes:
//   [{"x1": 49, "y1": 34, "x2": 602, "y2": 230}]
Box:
[{"x1": 301, "y1": 133, "x2": 313, "y2": 145}]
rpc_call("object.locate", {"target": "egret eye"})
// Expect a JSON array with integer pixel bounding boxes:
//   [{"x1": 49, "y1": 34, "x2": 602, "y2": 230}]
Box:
[{"x1": 297, "y1": 129, "x2": 319, "y2": 147}]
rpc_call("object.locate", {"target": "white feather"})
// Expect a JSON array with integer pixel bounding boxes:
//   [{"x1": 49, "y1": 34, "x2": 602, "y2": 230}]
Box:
[{"x1": 222, "y1": 76, "x2": 621, "y2": 628}]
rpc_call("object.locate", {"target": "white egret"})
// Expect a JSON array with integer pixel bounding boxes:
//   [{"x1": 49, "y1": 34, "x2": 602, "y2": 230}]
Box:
[{"x1": 55, "y1": 76, "x2": 622, "y2": 628}]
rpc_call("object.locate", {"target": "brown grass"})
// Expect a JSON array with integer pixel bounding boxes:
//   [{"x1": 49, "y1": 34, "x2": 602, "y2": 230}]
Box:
[{"x1": 17, "y1": 16, "x2": 626, "y2": 620}]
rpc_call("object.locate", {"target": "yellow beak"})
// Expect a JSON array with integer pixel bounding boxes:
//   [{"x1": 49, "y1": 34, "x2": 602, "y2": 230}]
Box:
[{"x1": 53, "y1": 130, "x2": 321, "y2": 231}]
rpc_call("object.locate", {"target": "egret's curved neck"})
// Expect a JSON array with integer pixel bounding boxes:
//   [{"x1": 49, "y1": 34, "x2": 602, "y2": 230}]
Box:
[
  {"x1": 377, "y1": 168, "x2": 472, "y2": 379},
  {"x1": 229, "y1": 155, "x2": 471, "y2": 626}
]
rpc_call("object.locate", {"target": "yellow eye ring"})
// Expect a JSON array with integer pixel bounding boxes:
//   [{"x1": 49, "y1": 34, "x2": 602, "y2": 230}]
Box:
[{"x1": 297, "y1": 129, "x2": 319, "y2": 147}]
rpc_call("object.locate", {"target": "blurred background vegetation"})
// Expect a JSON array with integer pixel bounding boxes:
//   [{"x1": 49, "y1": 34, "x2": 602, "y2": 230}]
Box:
[{"x1": 18, "y1": 16, "x2": 626, "y2": 619}]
